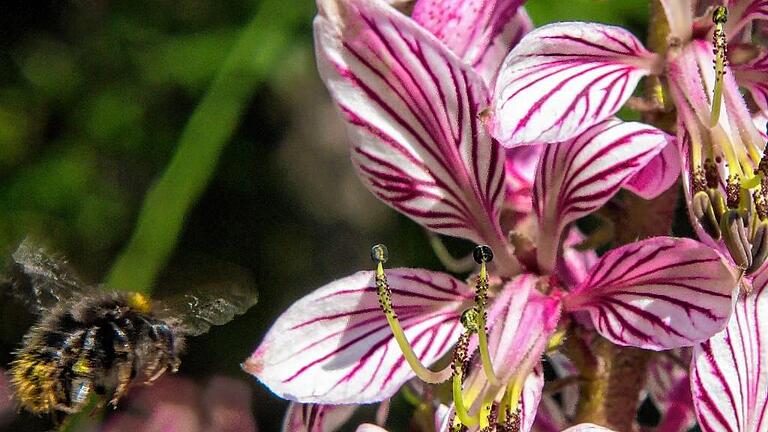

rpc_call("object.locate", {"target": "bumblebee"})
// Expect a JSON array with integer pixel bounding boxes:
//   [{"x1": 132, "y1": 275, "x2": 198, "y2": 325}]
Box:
[{"x1": 4, "y1": 239, "x2": 257, "y2": 420}]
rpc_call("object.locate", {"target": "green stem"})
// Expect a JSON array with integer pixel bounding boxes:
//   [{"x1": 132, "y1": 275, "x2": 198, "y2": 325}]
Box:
[
  {"x1": 106, "y1": 0, "x2": 303, "y2": 293},
  {"x1": 60, "y1": 3, "x2": 303, "y2": 431}
]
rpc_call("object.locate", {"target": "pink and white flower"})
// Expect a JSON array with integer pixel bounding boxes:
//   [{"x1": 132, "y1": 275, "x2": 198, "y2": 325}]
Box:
[
  {"x1": 243, "y1": 2, "x2": 742, "y2": 431},
  {"x1": 490, "y1": 2, "x2": 768, "y2": 431}
]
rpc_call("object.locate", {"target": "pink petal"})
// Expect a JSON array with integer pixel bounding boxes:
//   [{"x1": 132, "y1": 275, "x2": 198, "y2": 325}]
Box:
[
  {"x1": 534, "y1": 119, "x2": 669, "y2": 272},
  {"x1": 647, "y1": 351, "x2": 696, "y2": 432},
  {"x1": 534, "y1": 395, "x2": 569, "y2": 432},
  {"x1": 519, "y1": 365, "x2": 546, "y2": 432},
  {"x1": 490, "y1": 278, "x2": 558, "y2": 432},
  {"x1": 412, "y1": 0, "x2": 532, "y2": 84},
  {"x1": 101, "y1": 376, "x2": 203, "y2": 432},
  {"x1": 244, "y1": 269, "x2": 471, "y2": 404},
  {"x1": 624, "y1": 137, "x2": 681, "y2": 200},
  {"x1": 315, "y1": 0, "x2": 507, "y2": 249},
  {"x1": 0, "y1": 369, "x2": 12, "y2": 426},
  {"x1": 566, "y1": 237, "x2": 738, "y2": 350},
  {"x1": 282, "y1": 403, "x2": 356, "y2": 432},
  {"x1": 504, "y1": 144, "x2": 542, "y2": 215},
  {"x1": 726, "y1": 0, "x2": 768, "y2": 36},
  {"x1": 203, "y1": 376, "x2": 258, "y2": 432},
  {"x1": 735, "y1": 50, "x2": 768, "y2": 113},
  {"x1": 691, "y1": 271, "x2": 768, "y2": 432},
  {"x1": 491, "y1": 22, "x2": 658, "y2": 146},
  {"x1": 440, "y1": 276, "x2": 557, "y2": 432},
  {"x1": 556, "y1": 228, "x2": 599, "y2": 289},
  {"x1": 491, "y1": 276, "x2": 561, "y2": 384}
]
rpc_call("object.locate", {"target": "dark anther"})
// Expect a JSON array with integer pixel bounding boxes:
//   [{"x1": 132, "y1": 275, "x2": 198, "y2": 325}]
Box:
[
  {"x1": 692, "y1": 168, "x2": 707, "y2": 193},
  {"x1": 726, "y1": 175, "x2": 741, "y2": 209},
  {"x1": 713, "y1": 6, "x2": 728, "y2": 24},
  {"x1": 371, "y1": 244, "x2": 389, "y2": 264},
  {"x1": 704, "y1": 159, "x2": 720, "y2": 189},
  {"x1": 473, "y1": 245, "x2": 494, "y2": 264}
]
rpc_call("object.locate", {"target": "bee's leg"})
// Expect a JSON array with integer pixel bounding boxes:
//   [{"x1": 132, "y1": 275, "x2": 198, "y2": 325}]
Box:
[
  {"x1": 139, "y1": 318, "x2": 175, "y2": 382},
  {"x1": 147, "y1": 364, "x2": 168, "y2": 383},
  {"x1": 108, "y1": 322, "x2": 135, "y2": 407},
  {"x1": 151, "y1": 321, "x2": 179, "y2": 374}
]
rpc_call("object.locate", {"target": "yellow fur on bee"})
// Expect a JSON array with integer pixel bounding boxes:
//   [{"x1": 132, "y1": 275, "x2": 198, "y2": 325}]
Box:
[
  {"x1": 126, "y1": 292, "x2": 152, "y2": 313},
  {"x1": 10, "y1": 354, "x2": 58, "y2": 414},
  {"x1": 72, "y1": 358, "x2": 90, "y2": 375}
]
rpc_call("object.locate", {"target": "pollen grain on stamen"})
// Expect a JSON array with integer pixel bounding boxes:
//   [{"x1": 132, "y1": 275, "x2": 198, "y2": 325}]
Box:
[
  {"x1": 710, "y1": 6, "x2": 729, "y2": 127},
  {"x1": 370, "y1": 244, "x2": 453, "y2": 384}
]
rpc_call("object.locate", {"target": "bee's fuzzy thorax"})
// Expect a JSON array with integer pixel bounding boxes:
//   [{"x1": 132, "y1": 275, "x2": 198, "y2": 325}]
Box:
[{"x1": 9, "y1": 291, "x2": 185, "y2": 416}]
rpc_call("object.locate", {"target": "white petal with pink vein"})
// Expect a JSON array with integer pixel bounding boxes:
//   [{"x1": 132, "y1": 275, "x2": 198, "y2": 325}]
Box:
[
  {"x1": 282, "y1": 403, "x2": 356, "y2": 432},
  {"x1": 533, "y1": 119, "x2": 668, "y2": 272},
  {"x1": 314, "y1": 0, "x2": 506, "y2": 248},
  {"x1": 624, "y1": 139, "x2": 681, "y2": 200},
  {"x1": 412, "y1": 0, "x2": 531, "y2": 84},
  {"x1": 244, "y1": 269, "x2": 471, "y2": 404},
  {"x1": 491, "y1": 22, "x2": 657, "y2": 146},
  {"x1": 691, "y1": 269, "x2": 768, "y2": 432},
  {"x1": 566, "y1": 237, "x2": 738, "y2": 350}
]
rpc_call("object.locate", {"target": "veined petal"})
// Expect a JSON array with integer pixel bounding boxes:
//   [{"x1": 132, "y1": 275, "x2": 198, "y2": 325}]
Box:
[
  {"x1": 315, "y1": 0, "x2": 507, "y2": 249},
  {"x1": 624, "y1": 138, "x2": 681, "y2": 200},
  {"x1": 244, "y1": 269, "x2": 471, "y2": 404},
  {"x1": 734, "y1": 50, "x2": 768, "y2": 113},
  {"x1": 519, "y1": 365, "x2": 546, "y2": 432},
  {"x1": 566, "y1": 237, "x2": 738, "y2": 350},
  {"x1": 412, "y1": 0, "x2": 532, "y2": 84},
  {"x1": 282, "y1": 403, "x2": 356, "y2": 432},
  {"x1": 534, "y1": 395, "x2": 569, "y2": 432},
  {"x1": 492, "y1": 276, "x2": 561, "y2": 383},
  {"x1": 726, "y1": 0, "x2": 768, "y2": 36},
  {"x1": 448, "y1": 276, "x2": 558, "y2": 432},
  {"x1": 533, "y1": 119, "x2": 668, "y2": 272},
  {"x1": 491, "y1": 22, "x2": 658, "y2": 146},
  {"x1": 647, "y1": 350, "x2": 696, "y2": 432},
  {"x1": 504, "y1": 144, "x2": 542, "y2": 215},
  {"x1": 556, "y1": 229, "x2": 599, "y2": 289},
  {"x1": 691, "y1": 271, "x2": 768, "y2": 432}
]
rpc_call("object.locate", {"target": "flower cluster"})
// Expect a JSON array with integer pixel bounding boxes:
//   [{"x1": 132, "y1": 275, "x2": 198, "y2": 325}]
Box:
[{"x1": 243, "y1": 1, "x2": 768, "y2": 431}]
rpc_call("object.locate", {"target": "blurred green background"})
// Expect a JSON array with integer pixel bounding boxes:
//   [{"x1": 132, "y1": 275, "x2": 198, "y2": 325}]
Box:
[{"x1": 0, "y1": 0, "x2": 649, "y2": 430}]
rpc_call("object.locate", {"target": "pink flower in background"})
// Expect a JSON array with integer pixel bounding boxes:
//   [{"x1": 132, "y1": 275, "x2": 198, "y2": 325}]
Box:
[
  {"x1": 0, "y1": 369, "x2": 14, "y2": 428},
  {"x1": 243, "y1": 1, "x2": 742, "y2": 430},
  {"x1": 102, "y1": 376, "x2": 257, "y2": 432}
]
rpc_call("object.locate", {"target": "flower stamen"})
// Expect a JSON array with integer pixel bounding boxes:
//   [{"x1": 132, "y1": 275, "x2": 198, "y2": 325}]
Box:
[
  {"x1": 710, "y1": 6, "x2": 728, "y2": 127},
  {"x1": 473, "y1": 245, "x2": 500, "y2": 387},
  {"x1": 452, "y1": 330, "x2": 479, "y2": 427},
  {"x1": 371, "y1": 244, "x2": 452, "y2": 384}
]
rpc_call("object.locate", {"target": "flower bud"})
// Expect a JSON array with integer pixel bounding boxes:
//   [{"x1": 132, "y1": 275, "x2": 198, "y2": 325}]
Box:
[
  {"x1": 721, "y1": 210, "x2": 752, "y2": 269},
  {"x1": 693, "y1": 191, "x2": 721, "y2": 239}
]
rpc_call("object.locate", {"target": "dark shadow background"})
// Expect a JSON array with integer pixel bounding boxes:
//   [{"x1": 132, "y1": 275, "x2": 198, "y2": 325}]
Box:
[{"x1": 0, "y1": 0, "x2": 649, "y2": 430}]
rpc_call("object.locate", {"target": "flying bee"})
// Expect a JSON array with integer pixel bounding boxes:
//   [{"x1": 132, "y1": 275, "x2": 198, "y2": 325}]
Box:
[{"x1": 4, "y1": 239, "x2": 258, "y2": 421}]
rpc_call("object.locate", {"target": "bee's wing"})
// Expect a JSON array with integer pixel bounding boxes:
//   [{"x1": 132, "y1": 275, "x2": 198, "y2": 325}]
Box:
[
  {"x1": 7, "y1": 238, "x2": 89, "y2": 312},
  {"x1": 160, "y1": 281, "x2": 258, "y2": 336}
]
